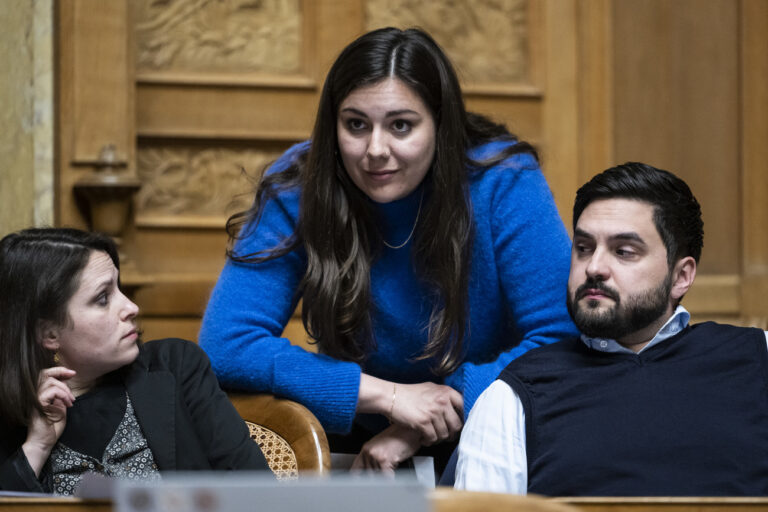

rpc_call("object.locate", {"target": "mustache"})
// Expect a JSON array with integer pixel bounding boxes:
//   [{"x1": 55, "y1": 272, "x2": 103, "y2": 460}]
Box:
[{"x1": 575, "y1": 279, "x2": 620, "y2": 302}]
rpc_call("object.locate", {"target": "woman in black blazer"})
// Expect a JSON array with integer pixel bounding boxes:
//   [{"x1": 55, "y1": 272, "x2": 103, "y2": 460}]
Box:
[{"x1": 0, "y1": 228, "x2": 269, "y2": 495}]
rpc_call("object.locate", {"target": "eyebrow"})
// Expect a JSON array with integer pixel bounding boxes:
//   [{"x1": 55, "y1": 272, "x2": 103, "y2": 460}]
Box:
[
  {"x1": 573, "y1": 228, "x2": 646, "y2": 245},
  {"x1": 339, "y1": 107, "x2": 419, "y2": 118},
  {"x1": 90, "y1": 276, "x2": 116, "y2": 293}
]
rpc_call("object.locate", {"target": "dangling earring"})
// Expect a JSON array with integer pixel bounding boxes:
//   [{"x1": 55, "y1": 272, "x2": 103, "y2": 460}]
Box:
[{"x1": 53, "y1": 352, "x2": 60, "y2": 364}]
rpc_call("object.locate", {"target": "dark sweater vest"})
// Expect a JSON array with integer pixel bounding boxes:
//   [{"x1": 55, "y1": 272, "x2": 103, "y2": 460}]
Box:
[{"x1": 498, "y1": 322, "x2": 768, "y2": 496}]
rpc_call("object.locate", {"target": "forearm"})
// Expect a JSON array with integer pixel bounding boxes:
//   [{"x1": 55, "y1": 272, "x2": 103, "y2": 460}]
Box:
[
  {"x1": 1, "y1": 447, "x2": 48, "y2": 492},
  {"x1": 357, "y1": 373, "x2": 394, "y2": 416},
  {"x1": 200, "y1": 247, "x2": 362, "y2": 433},
  {"x1": 20, "y1": 441, "x2": 50, "y2": 478}
]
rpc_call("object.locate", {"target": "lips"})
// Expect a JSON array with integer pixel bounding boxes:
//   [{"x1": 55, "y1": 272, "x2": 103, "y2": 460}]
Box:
[
  {"x1": 576, "y1": 282, "x2": 619, "y2": 302},
  {"x1": 581, "y1": 288, "x2": 610, "y2": 299},
  {"x1": 365, "y1": 169, "x2": 397, "y2": 180},
  {"x1": 122, "y1": 328, "x2": 137, "y2": 340}
]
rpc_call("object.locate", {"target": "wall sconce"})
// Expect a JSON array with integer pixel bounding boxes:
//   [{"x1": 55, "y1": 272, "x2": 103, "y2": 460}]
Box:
[{"x1": 74, "y1": 144, "x2": 141, "y2": 263}]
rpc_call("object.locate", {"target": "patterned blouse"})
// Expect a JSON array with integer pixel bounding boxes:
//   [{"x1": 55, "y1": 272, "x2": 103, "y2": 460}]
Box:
[{"x1": 49, "y1": 395, "x2": 160, "y2": 496}]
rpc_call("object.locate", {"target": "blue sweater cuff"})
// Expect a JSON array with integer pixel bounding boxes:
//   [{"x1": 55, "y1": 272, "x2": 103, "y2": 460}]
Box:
[{"x1": 273, "y1": 353, "x2": 361, "y2": 434}]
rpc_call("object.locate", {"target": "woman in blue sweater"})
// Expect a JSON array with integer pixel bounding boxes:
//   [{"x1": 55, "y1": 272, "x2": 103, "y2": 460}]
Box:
[{"x1": 200, "y1": 27, "x2": 577, "y2": 472}]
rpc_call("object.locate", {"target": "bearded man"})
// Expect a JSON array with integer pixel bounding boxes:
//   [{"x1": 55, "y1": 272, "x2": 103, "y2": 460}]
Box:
[{"x1": 454, "y1": 162, "x2": 768, "y2": 496}]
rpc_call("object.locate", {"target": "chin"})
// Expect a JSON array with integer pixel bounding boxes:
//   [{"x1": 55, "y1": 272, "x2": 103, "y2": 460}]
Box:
[
  {"x1": 366, "y1": 190, "x2": 400, "y2": 204},
  {"x1": 119, "y1": 343, "x2": 140, "y2": 367}
]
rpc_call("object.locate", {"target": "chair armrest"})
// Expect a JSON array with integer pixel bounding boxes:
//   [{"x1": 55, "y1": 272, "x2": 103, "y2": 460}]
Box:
[{"x1": 227, "y1": 393, "x2": 331, "y2": 473}]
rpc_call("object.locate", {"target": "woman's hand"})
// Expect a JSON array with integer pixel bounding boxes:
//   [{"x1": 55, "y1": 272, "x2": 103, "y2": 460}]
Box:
[
  {"x1": 351, "y1": 424, "x2": 421, "y2": 474},
  {"x1": 358, "y1": 375, "x2": 464, "y2": 445},
  {"x1": 22, "y1": 367, "x2": 76, "y2": 476},
  {"x1": 389, "y1": 382, "x2": 463, "y2": 445}
]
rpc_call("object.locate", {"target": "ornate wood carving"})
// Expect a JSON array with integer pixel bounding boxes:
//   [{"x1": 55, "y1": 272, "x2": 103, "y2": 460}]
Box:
[
  {"x1": 366, "y1": 0, "x2": 529, "y2": 84},
  {"x1": 135, "y1": 145, "x2": 282, "y2": 219},
  {"x1": 133, "y1": 0, "x2": 302, "y2": 74}
]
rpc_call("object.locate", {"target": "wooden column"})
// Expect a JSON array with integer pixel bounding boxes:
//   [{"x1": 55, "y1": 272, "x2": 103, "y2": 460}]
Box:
[{"x1": 740, "y1": 0, "x2": 768, "y2": 321}]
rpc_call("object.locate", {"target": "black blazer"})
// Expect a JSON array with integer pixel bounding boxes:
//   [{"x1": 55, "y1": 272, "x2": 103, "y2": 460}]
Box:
[{"x1": 0, "y1": 339, "x2": 269, "y2": 492}]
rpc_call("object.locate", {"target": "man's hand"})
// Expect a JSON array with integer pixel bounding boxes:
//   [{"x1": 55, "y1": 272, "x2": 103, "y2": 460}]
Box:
[{"x1": 351, "y1": 424, "x2": 422, "y2": 474}]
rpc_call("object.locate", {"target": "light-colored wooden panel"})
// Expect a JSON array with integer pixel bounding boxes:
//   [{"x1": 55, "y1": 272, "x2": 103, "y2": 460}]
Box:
[
  {"x1": 683, "y1": 274, "x2": 740, "y2": 315},
  {"x1": 541, "y1": 0, "x2": 580, "y2": 226},
  {"x1": 139, "y1": 317, "x2": 204, "y2": 344},
  {"x1": 283, "y1": 316, "x2": 317, "y2": 352},
  {"x1": 129, "y1": 275, "x2": 218, "y2": 316},
  {"x1": 365, "y1": 0, "x2": 532, "y2": 87},
  {"x1": 464, "y1": 96, "x2": 542, "y2": 147},
  {"x1": 741, "y1": 0, "x2": 768, "y2": 318},
  {"x1": 126, "y1": 228, "x2": 229, "y2": 274},
  {"x1": 555, "y1": 496, "x2": 768, "y2": 512},
  {"x1": 136, "y1": 84, "x2": 317, "y2": 140},
  {"x1": 576, "y1": 0, "x2": 613, "y2": 185},
  {"x1": 57, "y1": 0, "x2": 136, "y2": 229},
  {"x1": 134, "y1": 141, "x2": 288, "y2": 221},
  {"x1": 132, "y1": 0, "x2": 303, "y2": 75},
  {"x1": 612, "y1": 0, "x2": 740, "y2": 275},
  {"x1": 71, "y1": 0, "x2": 131, "y2": 163},
  {"x1": 137, "y1": 296, "x2": 313, "y2": 351}
]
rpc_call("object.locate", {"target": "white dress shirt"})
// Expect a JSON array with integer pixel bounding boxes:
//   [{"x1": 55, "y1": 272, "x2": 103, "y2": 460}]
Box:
[{"x1": 454, "y1": 306, "x2": 768, "y2": 493}]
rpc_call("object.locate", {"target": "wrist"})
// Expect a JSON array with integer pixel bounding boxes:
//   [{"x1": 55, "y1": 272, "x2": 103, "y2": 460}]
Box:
[
  {"x1": 387, "y1": 382, "x2": 396, "y2": 424},
  {"x1": 357, "y1": 374, "x2": 391, "y2": 415},
  {"x1": 21, "y1": 440, "x2": 53, "y2": 477}
]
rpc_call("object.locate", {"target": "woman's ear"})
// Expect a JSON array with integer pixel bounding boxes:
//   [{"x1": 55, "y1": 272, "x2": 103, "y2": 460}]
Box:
[{"x1": 37, "y1": 321, "x2": 60, "y2": 351}]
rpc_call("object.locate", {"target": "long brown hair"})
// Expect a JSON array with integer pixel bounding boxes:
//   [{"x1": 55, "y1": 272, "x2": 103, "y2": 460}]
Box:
[{"x1": 227, "y1": 28, "x2": 538, "y2": 375}]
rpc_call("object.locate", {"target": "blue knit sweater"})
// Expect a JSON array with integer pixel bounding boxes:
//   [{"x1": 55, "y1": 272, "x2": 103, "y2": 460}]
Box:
[{"x1": 199, "y1": 140, "x2": 578, "y2": 434}]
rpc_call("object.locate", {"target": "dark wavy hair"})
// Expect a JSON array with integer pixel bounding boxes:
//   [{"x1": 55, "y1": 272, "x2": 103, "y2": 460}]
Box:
[
  {"x1": 573, "y1": 162, "x2": 704, "y2": 266},
  {"x1": 226, "y1": 27, "x2": 538, "y2": 374},
  {"x1": 0, "y1": 228, "x2": 119, "y2": 427}
]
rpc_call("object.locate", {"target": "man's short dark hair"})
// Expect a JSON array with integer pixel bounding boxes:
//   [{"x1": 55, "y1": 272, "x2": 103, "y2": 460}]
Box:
[{"x1": 573, "y1": 162, "x2": 704, "y2": 266}]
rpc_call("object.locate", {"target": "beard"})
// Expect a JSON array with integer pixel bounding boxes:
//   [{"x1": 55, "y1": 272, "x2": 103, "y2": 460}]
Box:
[{"x1": 566, "y1": 273, "x2": 672, "y2": 341}]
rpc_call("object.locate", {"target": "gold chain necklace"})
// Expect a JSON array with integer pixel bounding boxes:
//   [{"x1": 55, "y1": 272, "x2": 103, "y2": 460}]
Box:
[{"x1": 382, "y1": 190, "x2": 424, "y2": 249}]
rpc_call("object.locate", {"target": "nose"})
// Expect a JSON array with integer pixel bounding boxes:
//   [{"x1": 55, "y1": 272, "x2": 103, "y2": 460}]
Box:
[
  {"x1": 366, "y1": 127, "x2": 390, "y2": 160},
  {"x1": 119, "y1": 290, "x2": 140, "y2": 321},
  {"x1": 585, "y1": 248, "x2": 610, "y2": 282}
]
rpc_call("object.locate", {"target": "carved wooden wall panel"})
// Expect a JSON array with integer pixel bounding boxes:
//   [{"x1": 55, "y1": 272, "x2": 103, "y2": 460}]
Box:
[
  {"x1": 136, "y1": 144, "x2": 281, "y2": 221},
  {"x1": 366, "y1": 0, "x2": 530, "y2": 84},
  {"x1": 133, "y1": 0, "x2": 302, "y2": 75}
]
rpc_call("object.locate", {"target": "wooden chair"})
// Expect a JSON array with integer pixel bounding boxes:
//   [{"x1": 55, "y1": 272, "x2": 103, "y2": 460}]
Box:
[{"x1": 228, "y1": 393, "x2": 331, "y2": 479}]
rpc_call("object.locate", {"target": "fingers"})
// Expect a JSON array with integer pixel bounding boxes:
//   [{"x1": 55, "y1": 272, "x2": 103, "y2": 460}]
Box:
[
  {"x1": 38, "y1": 368, "x2": 76, "y2": 409},
  {"x1": 424, "y1": 385, "x2": 463, "y2": 442},
  {"x1": 447, "y1": 387, "x2": 464, "y2": 417},
  {"x1": 352, "y1": 426, "x2": 420, "y2": 474},
  {"x1": 41, "y1": 366, "x2": 76, "y2": 381},
  {"x1": 444, "y1": 405, "x2": 463, "y2": 439},
  {"x1": 39, "y1": 384, "x2": 75, "y2": 409},
  {"x1": 387, "y1": 382, "x2": 465, "y2": 443},
  {"x1": 351, "y1": 452, "x2": 371, "y2": 471}
]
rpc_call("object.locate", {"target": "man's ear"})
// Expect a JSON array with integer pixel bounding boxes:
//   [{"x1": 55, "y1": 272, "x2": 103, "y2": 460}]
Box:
[
  {"x1": 670, "y1": 256, "x2": 697, "y2": 302},
  {"x1": 37, "y1": 321, "x2": 60, "y2": 351}
]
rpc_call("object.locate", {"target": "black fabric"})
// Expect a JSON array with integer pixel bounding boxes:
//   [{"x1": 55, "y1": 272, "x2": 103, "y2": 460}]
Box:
[
  {"x1": 58, "y1": 373, "x2": 126, "y2": 460},
  {"x1": 498, "y1": 322, "x2": 768, "y2": 496},
  {"x1": 0, "y1": 339, "x2": 270, "y2": 493}
]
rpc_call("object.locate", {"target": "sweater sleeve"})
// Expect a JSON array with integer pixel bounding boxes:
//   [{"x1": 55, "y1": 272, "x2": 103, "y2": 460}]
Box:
[
  {"x1": 199, "y1": 143, "x2": 361, "y2": 434},
  {"x1": 445, "y1": 152, "x2": 579, "y2": 416},
  {"x1": 0, "y1": 425, "x2": 49, "y2": 493}
]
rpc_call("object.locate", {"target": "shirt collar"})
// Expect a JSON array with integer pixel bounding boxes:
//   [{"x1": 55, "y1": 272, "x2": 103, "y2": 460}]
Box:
[{"x1": 581, "y1": 305, "x2": 691, "y2": 354}]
